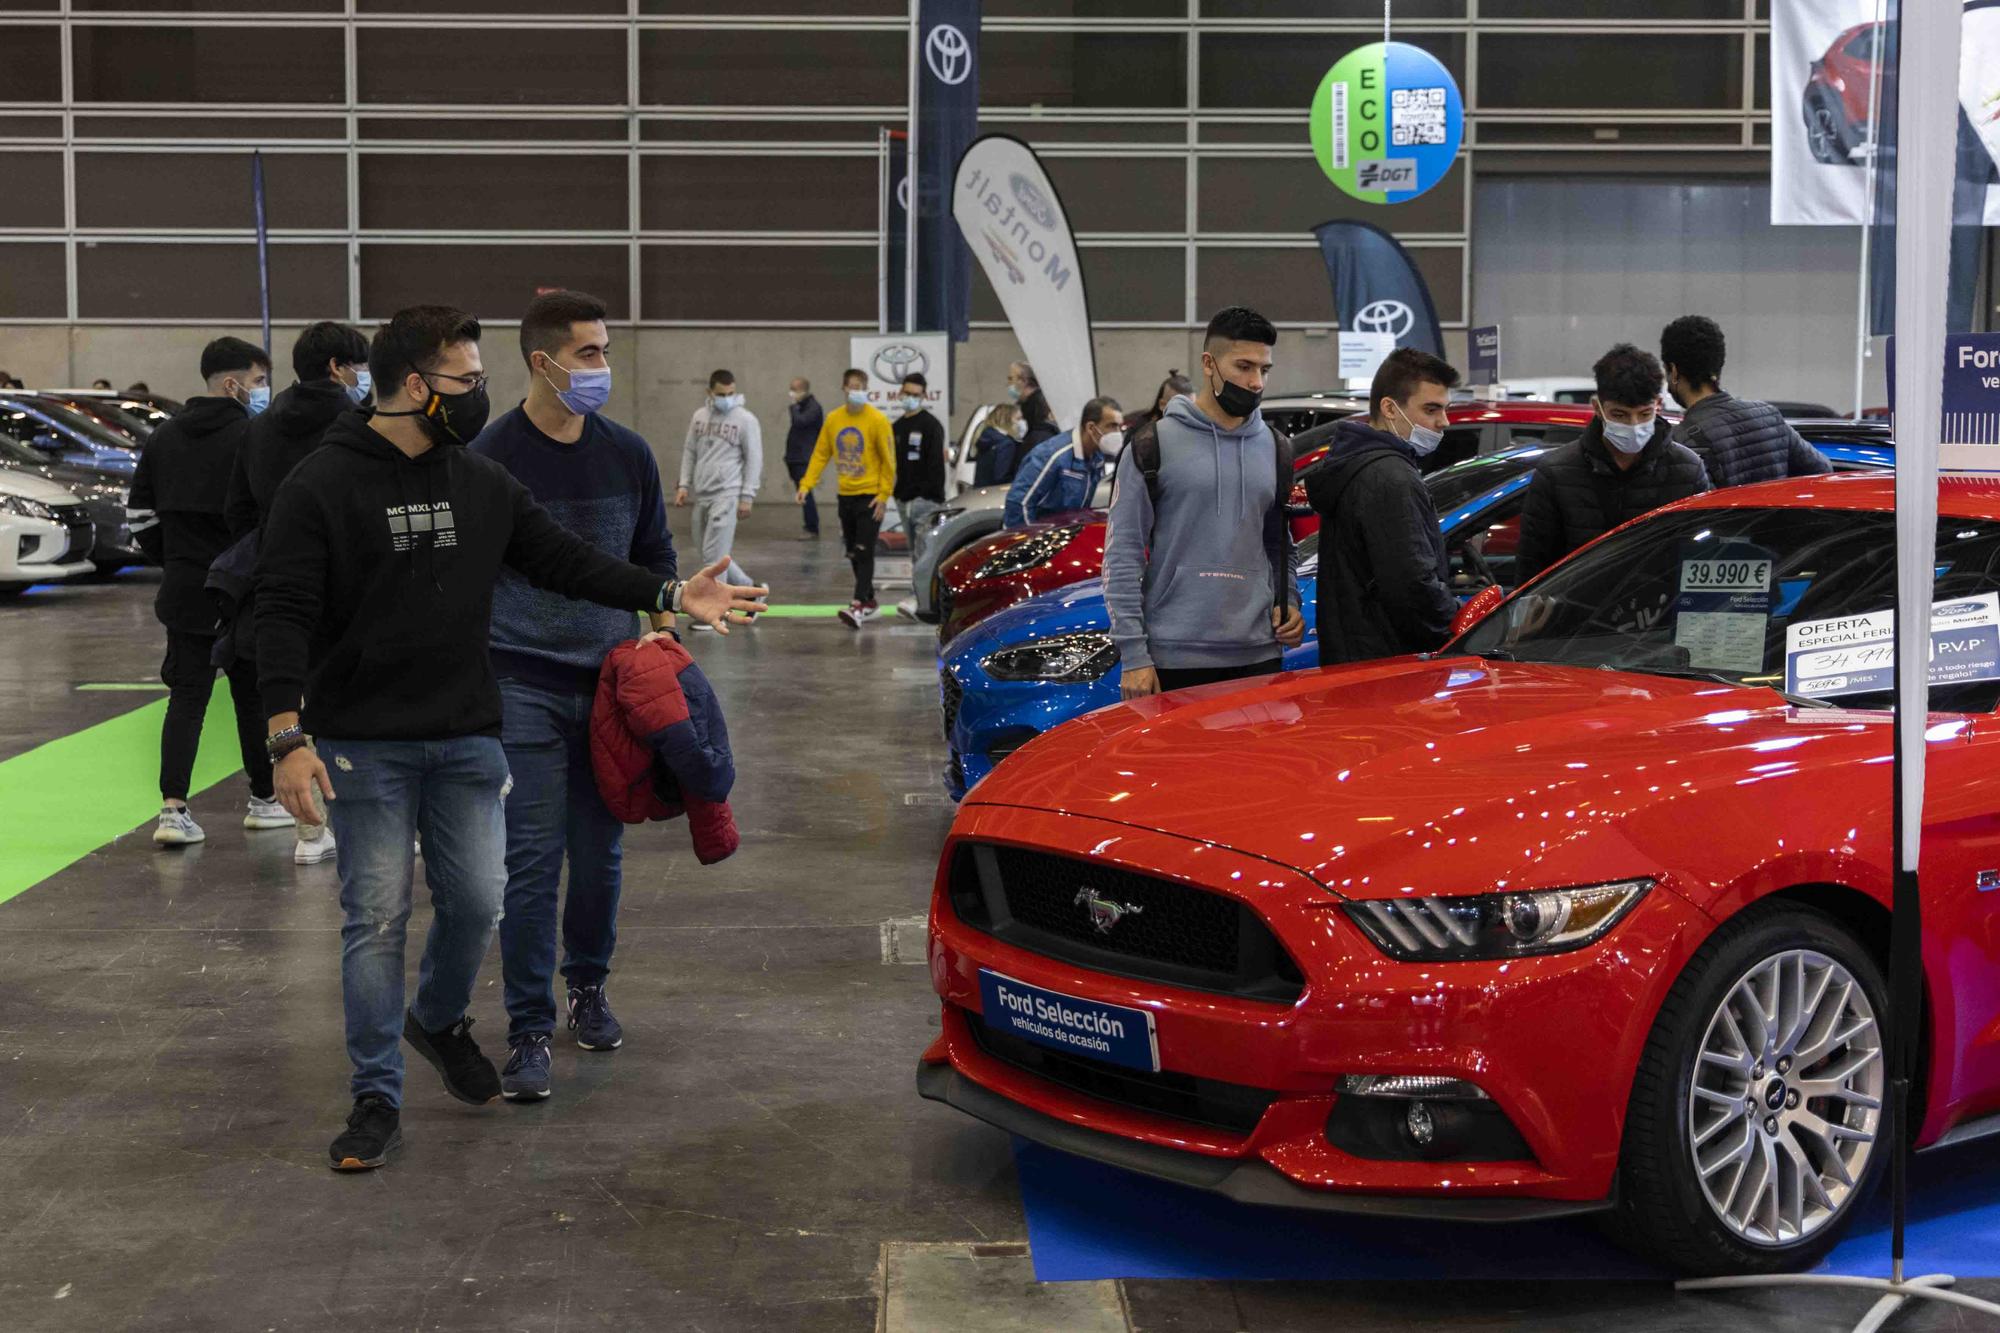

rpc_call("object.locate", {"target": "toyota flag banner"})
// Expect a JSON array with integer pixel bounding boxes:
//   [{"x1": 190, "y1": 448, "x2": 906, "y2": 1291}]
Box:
[
  {"x1": 954, "y1": 134, "x2": 1096, "y2": 431},
  {"x1": 1312, "y1": 219, "x2": 1445, "y2": 360},
  {"x1": 916, "y1": 0, "x2": 979, "y2": 342},
  {"x1": 1772, "y1": 0, "x2": 2000, "y2": 224}
]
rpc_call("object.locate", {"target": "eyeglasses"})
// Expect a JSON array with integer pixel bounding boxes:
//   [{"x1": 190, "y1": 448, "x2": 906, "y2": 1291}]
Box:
[{"x1": 425, "y1": 370, "x2": 487, "y2": 391}]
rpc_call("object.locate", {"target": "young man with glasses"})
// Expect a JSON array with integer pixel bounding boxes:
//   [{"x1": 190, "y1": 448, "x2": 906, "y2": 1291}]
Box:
[{"x1": 256, "y1": 305, "x2": 765, "y2": 1172}]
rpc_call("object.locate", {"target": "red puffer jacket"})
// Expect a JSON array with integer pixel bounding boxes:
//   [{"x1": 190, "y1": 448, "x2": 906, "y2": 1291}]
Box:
[{"x1": 589, "y1": 635, "x2": 739, "y2": 864}]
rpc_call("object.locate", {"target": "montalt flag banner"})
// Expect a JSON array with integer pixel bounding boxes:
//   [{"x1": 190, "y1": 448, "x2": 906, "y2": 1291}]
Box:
[
  {"x1": 1772, "y1": 0, "x2": 2000, "y2": 224},
  {"x1": 953, "y1": 134, "x2": 1096, "y2": 432},
  {"x1": 1312, "y1": 219, "x2": 1445, "y2": 359}
]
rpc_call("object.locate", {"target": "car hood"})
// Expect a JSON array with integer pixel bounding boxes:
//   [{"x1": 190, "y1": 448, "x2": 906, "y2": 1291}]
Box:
[
  {"x1": 965, "y1": 656, "x2": 1892, "y2": 899},
  {"x1": 0, "y1": 468, "x2": 80, "y2": 504},
  {"x1": 953, "y1": 483, "x2": 1011, "y2": 513}
]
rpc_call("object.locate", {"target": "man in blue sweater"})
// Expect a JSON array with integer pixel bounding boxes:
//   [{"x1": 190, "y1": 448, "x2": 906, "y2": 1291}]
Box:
[
  {"x1": 1002, "y1": 397, "x2": 1122, "y2": 528},
  {"x1": 1103, "y1": 305, "x2": 1303, "y2": 697},
  {"x1": 471, "y1": 290, "x2": 682, "y2": 1101}
]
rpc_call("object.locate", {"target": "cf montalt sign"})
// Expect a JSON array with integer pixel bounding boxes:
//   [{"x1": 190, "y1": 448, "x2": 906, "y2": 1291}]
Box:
[{"x1": 1310, "y1": 41, "x2": 1464, "y2": 204}]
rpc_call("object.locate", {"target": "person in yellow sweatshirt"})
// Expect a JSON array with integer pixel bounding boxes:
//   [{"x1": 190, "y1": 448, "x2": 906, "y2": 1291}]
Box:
[{"x1": 798, "y1": 367, "x2": 896, "y2": 627}]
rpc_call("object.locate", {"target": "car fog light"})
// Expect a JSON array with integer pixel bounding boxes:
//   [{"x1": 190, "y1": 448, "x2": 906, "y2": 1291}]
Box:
[
  {"x1": 1337, "y1": 1074, "x2": 1488, "y2": 1100},
  {"x1": 1405, "y1": 1101, "x2": 1435, "y2": 1148}
]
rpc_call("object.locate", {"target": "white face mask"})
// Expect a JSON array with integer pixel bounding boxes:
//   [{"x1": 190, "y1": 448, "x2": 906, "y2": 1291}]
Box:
[
  {"x1": 846, "y1": 388, "x2": 868, "y2": 407},
  {"x1": 1389, "y1": 401, "x2": 1443, "y2": 458},
  {"x1": 1096, "y1": 428, "x2": 1125, "y2": 456},
  {"x1": 1008, "y1": 419, "x2": 1027, "y2": 441},
  {"x1": 788, "y1": 389, "x2": 804, "y2": 403},
  {"x1": 1596, "y1": 399, "x2": 1654, "y2": 455}
]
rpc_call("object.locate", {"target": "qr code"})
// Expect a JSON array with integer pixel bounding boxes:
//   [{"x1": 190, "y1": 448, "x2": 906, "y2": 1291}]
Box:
[{"x1": 1391, "y1": 86, "x2": 1450, "y2": 147}]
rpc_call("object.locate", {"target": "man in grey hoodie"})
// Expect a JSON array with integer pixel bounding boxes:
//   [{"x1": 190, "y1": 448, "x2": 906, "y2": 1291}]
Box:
[
  {"x1": 675, "y1": 368, "x2": 762, "y2": 592},
  {"x1": 1104, "y1": 305, "x2": 1304, "y2": 698}
]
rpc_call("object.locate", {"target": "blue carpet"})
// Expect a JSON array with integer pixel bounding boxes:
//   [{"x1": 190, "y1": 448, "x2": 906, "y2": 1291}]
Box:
[{"x1": 1015, "y1": 1135, "x2": 2000, "y2": 1282}]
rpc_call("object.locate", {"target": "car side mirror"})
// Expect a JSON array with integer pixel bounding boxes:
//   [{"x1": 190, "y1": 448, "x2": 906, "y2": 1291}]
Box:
[{"x1": 1451, "y1": 584, "x2": 1507, "y2": 639}]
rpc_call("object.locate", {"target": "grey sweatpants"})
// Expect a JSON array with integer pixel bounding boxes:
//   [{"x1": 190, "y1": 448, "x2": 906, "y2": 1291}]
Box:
[{"x1": 691, "y1": 494, "x2": 754, "y2": 586}]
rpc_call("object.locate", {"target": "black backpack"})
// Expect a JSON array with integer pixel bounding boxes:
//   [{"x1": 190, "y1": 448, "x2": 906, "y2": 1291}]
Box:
[{"x1": 1121, "y1": 417, "x2": 1296, "y2": 613}]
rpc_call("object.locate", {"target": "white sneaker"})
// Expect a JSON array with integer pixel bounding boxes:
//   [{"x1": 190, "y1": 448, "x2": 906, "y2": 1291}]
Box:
[
  {"x1": 294, "y1": 823, "x2": 337, "y2": 865},
  {"x1": 153, "y1": 807, "x2": 205, "y2": 846},
  {"x1": 244, "y1": 796, "x2": 296, "y2": 830},
  {"x1": 839, "y1": 601, "x2": 880, "y2": 629},
  {"x1": 896, "y1": 598, "x2": 918, "y2": 620},
  {"x1": 414, "y1": 837, "x2": 422, "y2": 858}
]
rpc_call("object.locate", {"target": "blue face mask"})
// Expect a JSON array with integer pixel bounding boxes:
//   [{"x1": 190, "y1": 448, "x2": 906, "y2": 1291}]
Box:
[
  {"x1": 901, "y1": 395, "x2": 923, "y2": 413},
  {"x1": 712, "y1": 392, "x2": 743, "y2": 412},
  {"x1": 344, "y1": 367, "x2": 372, "y2": 406},
  {"x1": 847, "y1": 389, "x2": 868, "y2": 407},
  {"x1": 542, "y1": 356, "x2": 611, "y2": 416},
  {"x1": 245, "y1": 385, "x2": 270, "y2": 417}
]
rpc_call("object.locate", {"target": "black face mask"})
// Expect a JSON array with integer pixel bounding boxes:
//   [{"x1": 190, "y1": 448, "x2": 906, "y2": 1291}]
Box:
[
  {"x1": 1207, "y1": 361, "x2": 1262, "y2": 418},
  {"x1": 381, "y1": 378, "x2": 490, "y2": 446}
]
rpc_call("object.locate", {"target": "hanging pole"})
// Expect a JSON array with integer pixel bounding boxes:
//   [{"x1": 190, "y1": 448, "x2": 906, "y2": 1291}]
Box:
[
  {"x1": 905, "y1": 0, "x2": 920, "y2": 335},
  {"x1": 878, "y1": 127, "x2": 890, "y2": 335},
  {"x1": 251, "y1": 150, "x2": 272, "y2": 358},
  {"x1": 1852, "y1": 0, "x2": 1889, "y2": 420},
  {"x1": 1383, "y1": 0, "x2": 1391, "y2": 45}
]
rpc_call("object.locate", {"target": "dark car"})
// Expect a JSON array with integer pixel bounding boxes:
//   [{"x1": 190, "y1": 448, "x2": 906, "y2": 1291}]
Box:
[
  {"x1": 0, "y1": 418, "x2": 143, "y2": 569},
  {"x1": 11, "y1": 394, "x2": 146, "y2": 452},
  {"x1": 32, "y1": 391, "x2": 171, "y2": 443}
]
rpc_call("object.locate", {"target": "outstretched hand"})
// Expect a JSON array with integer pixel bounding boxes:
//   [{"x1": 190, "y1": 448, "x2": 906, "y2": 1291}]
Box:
[{"x1": 681, "y1": 557, "x2": 769, "y2": 634}]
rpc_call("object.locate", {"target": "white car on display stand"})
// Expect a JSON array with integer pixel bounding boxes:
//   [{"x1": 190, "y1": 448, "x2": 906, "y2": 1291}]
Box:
[{"x1": 0, "y1": 469, "x2": 96, "y2": 598}]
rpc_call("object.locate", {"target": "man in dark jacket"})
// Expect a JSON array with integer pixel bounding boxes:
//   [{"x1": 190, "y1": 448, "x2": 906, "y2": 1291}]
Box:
[
  {"x1": 226, "y1": 320, "x2": 371, "y2": 539},
  {"x1": 1008, "y1": 361, "x2": 1059, "y2": 451},
  {"x1": 1516, "y1": 343, "x2": 1711, "y2": 584},
  {"x1": 784, "y1": 376, "x2": 823, "y2": 539},
  {"x1": 892, "y1": 371, "x2": 948, "y2": 617},
  {"x1": 1660, "y1": 315, "x2": 1830, "y2": 488},
  {"x1": 1305, "y1": 346, "x2": 1461, "y2": 665},
  {"x1": 257, "y1": 305, "x2": 765, "y2": 1173},
  {"x1": 128, "y1": 336, "x2": 285, "y2": 847}
]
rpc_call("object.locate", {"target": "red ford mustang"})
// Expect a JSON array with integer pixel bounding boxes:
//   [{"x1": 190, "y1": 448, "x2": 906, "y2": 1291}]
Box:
[{"x1": 920, "y1": 472, "x2": 2000, "y2": 1274}]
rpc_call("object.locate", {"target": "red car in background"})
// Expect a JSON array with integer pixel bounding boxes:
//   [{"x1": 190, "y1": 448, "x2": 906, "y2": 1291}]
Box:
[
  {"x1": 1803, "y1": 22, "x2": 1881, "y2": 165},
  {"x1": 936, "y1": 401, "x2": 1595, "y2": 645},
  {"x1": 922, "y1": 472, "x2": 2000, "y2": 1275}
]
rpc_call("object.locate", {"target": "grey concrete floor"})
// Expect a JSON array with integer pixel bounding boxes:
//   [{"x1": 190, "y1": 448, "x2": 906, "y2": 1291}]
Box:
[{"x1": 0, "y1": 506, "x2": 1994, "y2": 1332}]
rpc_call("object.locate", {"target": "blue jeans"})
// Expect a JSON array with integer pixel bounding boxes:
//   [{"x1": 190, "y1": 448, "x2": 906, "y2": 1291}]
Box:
[
  {"x1": 322, "y1": 736, "x2": 510, "y2": 1107},
  {"x1": 497, "y1": 679, "x2": 626, "y2": 1042}
]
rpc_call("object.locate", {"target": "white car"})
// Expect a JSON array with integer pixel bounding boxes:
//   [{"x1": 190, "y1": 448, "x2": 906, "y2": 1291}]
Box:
[
  {"x1": 1482, "y1": 376, "x2": 1596, "y2": 404},
  {"x1": 0, "y1": 469, "x2": 95, "y2": 597}
]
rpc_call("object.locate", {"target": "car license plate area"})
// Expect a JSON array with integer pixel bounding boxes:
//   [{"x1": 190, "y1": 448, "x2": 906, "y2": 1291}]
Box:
[{"x1": 977, "y1": 969, "x2": 1159, "y2": 1073}]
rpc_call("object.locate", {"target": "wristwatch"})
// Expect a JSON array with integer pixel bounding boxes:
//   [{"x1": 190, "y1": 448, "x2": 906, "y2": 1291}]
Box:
[{"x1": 267, "y1": 725, "x2": 310, "y2": 763}]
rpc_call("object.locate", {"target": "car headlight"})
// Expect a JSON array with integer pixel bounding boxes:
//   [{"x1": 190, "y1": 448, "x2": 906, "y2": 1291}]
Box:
[
  {"x1": 980, "y1": 631, "x2": 1119, "y2": 683},
  {"x1": 1342, "y1": 878, "x2": 1652, "y2": 961},
  {"x1": 0, "y1": 493, "x2": 56, "y2": 521},
  {"x1": 976, "y1": 522, "x2": 1084, "y2": 579}
]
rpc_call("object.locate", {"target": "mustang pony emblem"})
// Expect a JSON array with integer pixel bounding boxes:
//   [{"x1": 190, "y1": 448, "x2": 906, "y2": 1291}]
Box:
[{"x1": 1074, "y1": 887, "x2": 1144, "y2": 935}]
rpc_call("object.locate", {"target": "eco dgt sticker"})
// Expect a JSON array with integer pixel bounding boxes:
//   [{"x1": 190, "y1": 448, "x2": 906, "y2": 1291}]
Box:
[{"x1": 1310, "y1": 41, "x2": 1463, "y2": 204}]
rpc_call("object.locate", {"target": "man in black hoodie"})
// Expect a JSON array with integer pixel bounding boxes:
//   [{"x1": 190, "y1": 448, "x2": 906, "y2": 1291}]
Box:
[
  {"x1": 256, "y1": 306, "x2": 765, "y2": 1173},
  {"x1": 1305, "y1": 346, "x2": 1462, "y2": 665},
  {"x1": 128, "y1": 336, "x2": 285, "y2": 848},
  {"x1": 1515, "y1": 344, "x2": 1710, "y2": 584},
  {"x1": 226, "y1": 320, "x2": 371, "y2": 539}
]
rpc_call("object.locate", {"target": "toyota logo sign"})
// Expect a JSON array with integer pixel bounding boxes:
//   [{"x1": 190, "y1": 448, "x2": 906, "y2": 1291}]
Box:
[
  {"x1": 871, "y1": 343, "x2": 929, "y2": 386},
  {"x1": 925, "y1": 24, "x2": 972, "y2": 86},
  {"x1": 1353, "y1": 299, "x2": 1416, "y2": 339}
]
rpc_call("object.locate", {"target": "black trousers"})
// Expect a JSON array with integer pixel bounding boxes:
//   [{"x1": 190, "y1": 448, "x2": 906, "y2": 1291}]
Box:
[
  {"x1": 1155, "y1": 657, "x2": 1284, "y2": 692},
  {"x1": 836, "y1": 494, "x2": 881, "y2": 604},
  {"x1": 160, "y1": 630, "x2": 274, "y2": 803},
  {"x1": 786, "y1": 459, "x2": 819, "y2": 534}
]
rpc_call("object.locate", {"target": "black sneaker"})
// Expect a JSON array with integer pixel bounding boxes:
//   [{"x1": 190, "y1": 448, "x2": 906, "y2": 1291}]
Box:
[
  {"x1": 402, "y1": 1011, "x2": 501, "y2": 1105},
  {"x1": 567, "y1": 985, "x2": 624, "y2": 1051},
  {"x1": 501, "y1": 1033, "x2": 553, "y2": 1101},
  {"x1": 329, "y1": 1094, "x2": 401, "y2": 1171}
]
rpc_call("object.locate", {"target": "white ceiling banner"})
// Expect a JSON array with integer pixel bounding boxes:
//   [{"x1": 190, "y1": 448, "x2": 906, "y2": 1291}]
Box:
[{"x1": 1772, "y1": 0, "x2": 2000, "y2": 225}]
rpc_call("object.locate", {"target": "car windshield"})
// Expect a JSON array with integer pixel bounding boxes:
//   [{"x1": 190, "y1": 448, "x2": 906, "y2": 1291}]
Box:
[
  {"x1": 1426, "y1": 450, "x2": 1541, "y2": 514},
  {"x1": 0, "y1": 431, "x2": 47, "y2": 466},
  {"x1": 1456, "y1": 505, "x2": 2000, "y2": 713}
]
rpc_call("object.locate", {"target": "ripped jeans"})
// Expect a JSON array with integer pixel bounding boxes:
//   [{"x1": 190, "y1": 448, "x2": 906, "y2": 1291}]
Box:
[{"x1": 320, "y1": 736, "x2": 510, "y2": 1106}]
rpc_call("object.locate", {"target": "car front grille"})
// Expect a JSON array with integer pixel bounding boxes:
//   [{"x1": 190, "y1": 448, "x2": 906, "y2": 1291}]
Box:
[
  {"x1": 936, "y1": 579, "x2": 955, "y2": 628},
  {"x1": 49, "y1": 503, "x2": 94, "y2": 560},
  {"x1": 965, "y1": 1008, "x2": 1278, "y2": 1136},
  {"x1": 940, "y1": 668, "x2": 964, "y2": 742},
  {"x1": 948, "y1": 843, "x2": 1305, "y2": 1003}
]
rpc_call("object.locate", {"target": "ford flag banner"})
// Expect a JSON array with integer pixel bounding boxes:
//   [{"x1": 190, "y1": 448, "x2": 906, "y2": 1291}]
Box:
[
  {"x1": 1311, "y1": 219, "x2": 1444, "y2": 360},
  {"x1": 954, "y1": 134, "x2": 1096, "y2": 431},
  {"x1": 1772, "y1": 0, "x2": 2000, "y2": 225}
]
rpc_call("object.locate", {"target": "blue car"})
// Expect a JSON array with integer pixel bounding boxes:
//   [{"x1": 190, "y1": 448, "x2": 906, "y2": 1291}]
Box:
[{"x1": 939, "y1": 436, "x2": 1892, "y2": 799}]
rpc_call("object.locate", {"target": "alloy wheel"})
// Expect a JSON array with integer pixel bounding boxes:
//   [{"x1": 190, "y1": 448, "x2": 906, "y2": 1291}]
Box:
[{"x1": 1687, "y1": 948, "x2": 1884, "y2": 1248}]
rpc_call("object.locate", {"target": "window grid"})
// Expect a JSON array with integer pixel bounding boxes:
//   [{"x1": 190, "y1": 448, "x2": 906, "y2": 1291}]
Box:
[{"x1": 0, "y1": 4, "x2": 1774, "y2": 327}]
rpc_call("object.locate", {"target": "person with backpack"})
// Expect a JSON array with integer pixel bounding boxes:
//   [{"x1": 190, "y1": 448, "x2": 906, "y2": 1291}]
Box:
[
  {"x1": 1305, "y1": 346, "x2": 1461, "y2": 665},
  {"x1": 1103, "y1": 306, "x2": 1303, "y2": 698}
]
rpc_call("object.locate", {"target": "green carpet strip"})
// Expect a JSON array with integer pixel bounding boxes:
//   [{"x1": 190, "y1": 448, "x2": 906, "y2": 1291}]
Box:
[{"x1": 0, "y1": 683, "x2": 243, "y2": 906}]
